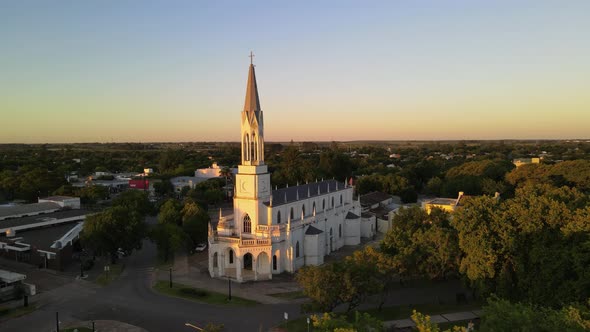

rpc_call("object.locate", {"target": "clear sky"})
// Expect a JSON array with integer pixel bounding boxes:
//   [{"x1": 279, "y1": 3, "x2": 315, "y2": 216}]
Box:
[{"x1": 1, "y1": 1, "x2": 589, "y2": 143}]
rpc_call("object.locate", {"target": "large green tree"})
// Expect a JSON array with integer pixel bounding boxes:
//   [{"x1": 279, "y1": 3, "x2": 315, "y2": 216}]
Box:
[{"x1": 82, "y1": 206, "x2": 147, "y2": 263}]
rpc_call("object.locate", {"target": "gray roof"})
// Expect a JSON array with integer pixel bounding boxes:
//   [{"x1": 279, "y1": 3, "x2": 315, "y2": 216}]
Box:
[
  {"x1": 345, "y1": 212, "x2": 360, "y2": 219},
  {"x1": 266, "y1": 180, "x2": 347, "y2": 206},
  {"x1": 360, "y1": 191, "x2": 391, "y2": 206},
  {"x1": 0, "y1": 209, "x2": 89, "y2": 230},
  {"x1": 3, "y1": 222, "x2": 81, "y2": 251},
  {"x1": 40, "y1": 196, "x2": 77, "y2": 202},
  {"x1": 305, "y1": 225, "x2": 323, "y2": 235},
  {"x1": 0, "y1": 202, "x2": 61, "y2": 220}
]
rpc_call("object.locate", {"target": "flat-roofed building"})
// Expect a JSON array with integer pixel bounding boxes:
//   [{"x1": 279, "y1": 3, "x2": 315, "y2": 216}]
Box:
[
  {"x1": 38, "y1": 196, "x2": 81, "y2": 209},
  {"x1": 0, "y1": 202, "x2": 61, "y2": 221},
  {"x1": 0, "y1": 209, "x2": 90, "y2": 271}
]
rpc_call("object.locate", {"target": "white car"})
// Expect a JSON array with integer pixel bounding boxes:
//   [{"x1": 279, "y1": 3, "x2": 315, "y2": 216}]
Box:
[{"x1": 195, "y1": 243, "x2": 207, "y2": 252}]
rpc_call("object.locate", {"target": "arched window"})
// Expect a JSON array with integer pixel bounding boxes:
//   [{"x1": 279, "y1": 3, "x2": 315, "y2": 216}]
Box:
[
  {"x1": 340, "y1": 195, "x2": 343, "y2": 205},
  {"x1": 295, "y1": 241, "x2": 300, "y2": 258},
  {"x1": 251, "y1": 133, "x2": 256, "y2": 161},
  {"x1": 243, "y1": 214, "x2": 251, "y2": 233},
  {"x1": 290, "y1": 207, "x2": 294, "y2": 220},
  {"x1": 339, "y1": 224, "x2": 342, "y2": 238},
  {"x1": 330, "y1": 228, "x2": 333, "y2": 236},
  {"x1": 312, "y1": 202, "x2": 316, "y2": 215},
  {"x1": 213, "y1": 252, "x2": 218, "y2": 268},
  {"x1": 229, "y1": 249, "x2": 234, "y2": 264},
  {"x1": 273, "y1": 255, "x2": 277, "y2": 270},
  {"x1": 244, "y1": 134, "x2": 250, "y2": 161},
  {"x1": 277, "y1": 211, "x2": 281, "y2": 224},
  {"x1": 322, "y1": 199, "x2": 325, "y2": 210},
  {"x1": 302, "y1": 204, "x2": 306, "y2": 217},
  {"x1": 331, "y1": 197, "x2": 334, "y2": 208}
]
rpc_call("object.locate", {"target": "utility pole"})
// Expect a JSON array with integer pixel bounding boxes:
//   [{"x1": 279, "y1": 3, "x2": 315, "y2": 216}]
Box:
[{"x1": 55, "y1": 312, "x2": 59, "y2": 332}]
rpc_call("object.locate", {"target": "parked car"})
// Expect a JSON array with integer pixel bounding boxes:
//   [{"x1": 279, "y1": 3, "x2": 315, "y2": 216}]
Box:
[{"x1": 195, "y1": 243, "x2": 207, "y2": 252}]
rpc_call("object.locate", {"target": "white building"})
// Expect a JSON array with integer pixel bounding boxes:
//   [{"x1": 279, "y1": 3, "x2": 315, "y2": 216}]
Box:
[
  {"x1": 195, "y1": 162, "x2": 234, "y2": 178},
  {"x1": 38, "y1": 196, "x2": 81, "y2": 209},
  {"x1": 208, "y1": 59, "x2": 372, "y2": 282}
]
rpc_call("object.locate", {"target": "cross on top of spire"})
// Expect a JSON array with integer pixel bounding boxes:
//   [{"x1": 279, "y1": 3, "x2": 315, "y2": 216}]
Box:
[{"x1": 249, "y1": 51, "x2": 255, "y2": 65}]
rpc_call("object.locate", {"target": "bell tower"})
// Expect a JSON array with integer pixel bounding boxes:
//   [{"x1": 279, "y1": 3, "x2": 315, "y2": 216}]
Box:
[{"x1": 234, "y1": 53, "x2": 272, "y2": 233}]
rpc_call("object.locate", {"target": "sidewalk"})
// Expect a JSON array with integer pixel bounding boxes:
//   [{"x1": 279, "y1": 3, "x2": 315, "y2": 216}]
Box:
[
  {"x1": 155, "y1": 253, "x2": 303, "y2": 305},
  {"x1": 384, "y1": 309, "x2": 482, "y2": 329},
  {"x1": 63, "y1": 320, "x2": 148, "y2": 332}
]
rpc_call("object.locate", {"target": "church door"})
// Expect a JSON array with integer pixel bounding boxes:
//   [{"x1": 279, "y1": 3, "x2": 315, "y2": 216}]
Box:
[{"x1": 244, "y1": 253, "x2": 253, "y2": 270}]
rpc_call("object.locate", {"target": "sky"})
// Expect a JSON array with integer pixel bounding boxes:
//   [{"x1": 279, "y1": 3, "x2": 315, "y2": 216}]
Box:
[{"x1": 1, "y1": 0, "x2": 589, "y2": 143}]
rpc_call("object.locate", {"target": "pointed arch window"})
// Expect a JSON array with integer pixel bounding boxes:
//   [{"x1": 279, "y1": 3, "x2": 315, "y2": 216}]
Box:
[
  {"x1": 229, "y1": 249, "x2": 234, "y2": 264},
  {"x1": 331, "y1": 197, "x2": 334, "y2": 208},
  {"x1": 277, "y1": 211, "x2": 281, "y2": 224},
  {"x1": 244, "y1": 134, "x2": 250, "y2": 161},
  {"x1": 273, "y1": 255, "x2": 278, "y2": 270},
  {"x1": 243, "y1": 214, "x2": 252, "y2": 233},
  {"x1": 322, "y1": 199, "x2": 325, "y2": 210},
  {"x1": 290, "y1": 207, "x2": 294, "y2": 220},
  {"x1": 340, "y1": 194, "x2": 343, "y2": 206},
  {"x1": 312, "y1": 202, "x2": 316, "y2": 216},
  {"x1": 295, "y1": 241, "x2": 300, "y2": 258},
  {"x1": 251, "y1": 133, "x2": 256, "y2": 162},
  {"x1": 339, "y1": 224, "x2": 342, "y2": 238},
  {"x1": 302, "y1": 204, "x2": 306, "y2": 217}
]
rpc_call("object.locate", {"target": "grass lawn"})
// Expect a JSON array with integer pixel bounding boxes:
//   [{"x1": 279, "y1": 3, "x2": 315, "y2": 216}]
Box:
[
  {"x1": 268, "y1": 291, "x2": 307, "y2": 300},
  {"x1": 152, "y1": 280, "x2": 259, "y2": 306},
  {"x1": 0, "y1": 304, "x2": 37, "y2": 320},
  {"x1": 95, "y1": 263, "x2": 124, "y2": 286},
  {"x1": 62, "y1": 328, "x2": 93, "y2": 332}
]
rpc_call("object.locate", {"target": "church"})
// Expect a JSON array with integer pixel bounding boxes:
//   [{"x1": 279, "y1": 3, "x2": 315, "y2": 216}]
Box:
[{"x1": 207, "y1": 58, "x2": 376, "y2": 282}]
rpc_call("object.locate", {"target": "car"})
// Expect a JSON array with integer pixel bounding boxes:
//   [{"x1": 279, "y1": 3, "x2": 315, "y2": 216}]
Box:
[{"x1": 195, "y1": 243, "x2": 207, "y2": 252}]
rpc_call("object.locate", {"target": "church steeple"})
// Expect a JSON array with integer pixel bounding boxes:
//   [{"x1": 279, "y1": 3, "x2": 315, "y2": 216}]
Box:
[
  {"x1": 241, "y1": 52, "x2": 264, "y2": 166},
  {"x1": 244, "y1": 52, "x2": 261, "y2": 113}
]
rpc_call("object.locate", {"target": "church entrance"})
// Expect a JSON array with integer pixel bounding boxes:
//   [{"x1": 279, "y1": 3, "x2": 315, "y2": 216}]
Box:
[{"x1": 244, "y1": 253, "x2": 253, "y2": 270}]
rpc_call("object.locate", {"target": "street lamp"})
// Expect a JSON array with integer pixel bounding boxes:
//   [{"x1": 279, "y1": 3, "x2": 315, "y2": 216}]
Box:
[
  {"x1": 184, "y1": 323, "x2": 204, "y2": 331},
  {"x1": 227, "y1": 276, "x2": 232, "y2": 301}
]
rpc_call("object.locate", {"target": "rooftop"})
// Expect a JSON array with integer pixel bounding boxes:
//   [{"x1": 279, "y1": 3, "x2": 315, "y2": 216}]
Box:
[
  {"x1": 0, "y1": 202, "x2": 61, "y2": 220},
  {"x1": 0, "y1": 209, "x2": 89, "y2": 231},
  {"x1": 1, "y1": 222, "x2": 82, "y2": 251},
  {"x1": 305, "y1": 225, "x2": 323, "y2": 235},
  {"x1": 0, "y1": 269, "x2": 26, "y2": 283},
  {"x1": 428, "y1": 198, "x2": 458, "y2": 206},
  {"x1": 39, "y1": 196, "x2": 78, "y2": 202},
  {"x1": 265, "y1": 180, "x2": 348, "y2": 206},
  {"x1": 360, "y1": 191, "x2": 392, "y2": 206}
]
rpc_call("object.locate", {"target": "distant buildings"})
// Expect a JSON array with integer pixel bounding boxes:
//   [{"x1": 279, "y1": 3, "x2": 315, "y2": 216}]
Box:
[
  {"x1": 0, "y1": 197, "x2": 90, "y2": 271},
  {"x1": 195, "y1": 162, "x2": 236, "y2": 179},
  {"x1": 421, "y1": 191, "x2": 500, "y2": 214},
  {"x1": 360, "y1": 191, "x2": 402, "y2": 233},
  {"x1": 513, "y1": 157, "x2": 540, "y2": 167}
]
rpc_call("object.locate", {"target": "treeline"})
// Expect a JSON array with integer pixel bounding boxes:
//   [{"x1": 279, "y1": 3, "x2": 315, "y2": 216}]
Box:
[{"x1": 297, "y1": 179, "x2": 590, "y2": 328}]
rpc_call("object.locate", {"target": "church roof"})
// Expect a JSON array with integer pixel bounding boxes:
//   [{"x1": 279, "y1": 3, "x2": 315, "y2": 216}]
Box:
[
  {"x1": 305, "y1": 225, "x2": 323, "y2": 235},
  {"x1": 345, "y1": 212, "x2": 360, "y2": 219},
  {"x1": 243, "y1": 64, "x2": 261, "y2": 113},
  {"x1": 265, "y1": 179, "x2": 348, "y2": 207}
]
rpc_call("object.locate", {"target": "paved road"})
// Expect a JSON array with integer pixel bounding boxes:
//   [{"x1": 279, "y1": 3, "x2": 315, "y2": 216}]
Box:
[{"x1": 2, "y1": 239, "x2": 301, "y2": 332}]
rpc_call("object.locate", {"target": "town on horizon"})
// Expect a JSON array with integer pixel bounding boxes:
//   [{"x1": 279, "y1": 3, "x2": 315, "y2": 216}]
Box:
[{"x1": 1, "y1": 2, "x2": 590, "y2": 332}]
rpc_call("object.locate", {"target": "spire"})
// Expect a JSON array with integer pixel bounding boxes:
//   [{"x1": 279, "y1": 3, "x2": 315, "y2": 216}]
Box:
[{"x1": 243, "y1": 52, "x2": 261, "y2": 113}]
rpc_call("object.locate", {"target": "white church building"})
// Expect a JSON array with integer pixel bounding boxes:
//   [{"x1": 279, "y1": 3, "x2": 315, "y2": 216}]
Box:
[{"x1": 207, "y1": 58, "x2": 375, "y2": 282}]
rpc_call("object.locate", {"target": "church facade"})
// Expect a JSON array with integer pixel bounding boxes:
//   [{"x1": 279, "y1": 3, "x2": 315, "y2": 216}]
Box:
[{"x1": 207, "y1": 60, "x2": 375, "y2": 282}]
